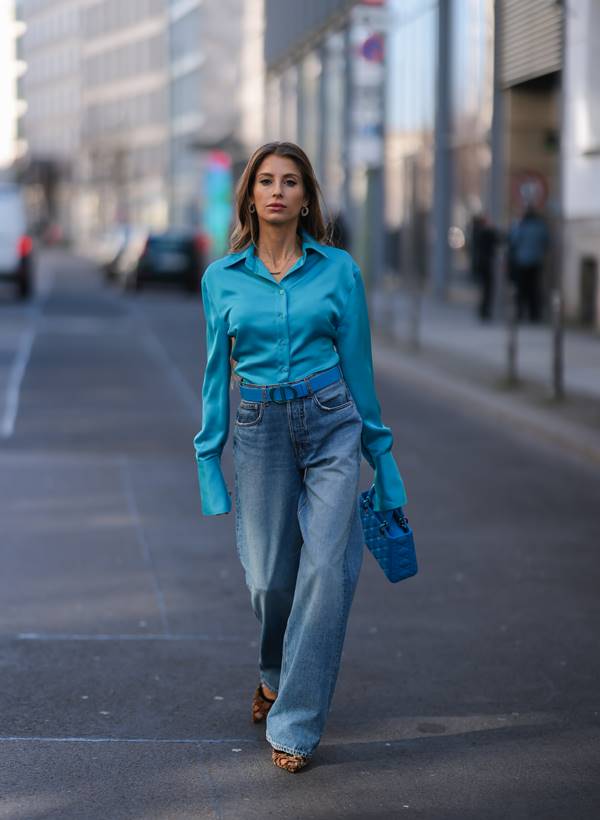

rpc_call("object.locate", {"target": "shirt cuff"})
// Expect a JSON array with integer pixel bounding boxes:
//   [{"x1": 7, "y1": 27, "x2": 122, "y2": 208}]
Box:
[
  {"x1": 372, "y1": 450, "x2": 408, "y2": 511},
  {"x1": 197, "y1": 456, "x2": 232, "y2": 516}
]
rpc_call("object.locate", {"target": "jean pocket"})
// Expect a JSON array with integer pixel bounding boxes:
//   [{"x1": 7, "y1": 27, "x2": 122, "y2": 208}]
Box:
[
  {"x1": 312, "y1": 380, "x2": 353, "y2": 412},
  {"x1": 235, "y1": 400, "x2": 264, "y2": 426}
]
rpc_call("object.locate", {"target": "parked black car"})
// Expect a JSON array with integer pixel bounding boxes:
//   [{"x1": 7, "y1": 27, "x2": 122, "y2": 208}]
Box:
[{"x1": 131, "y1": 230, "x2": 207, "y2": 292}]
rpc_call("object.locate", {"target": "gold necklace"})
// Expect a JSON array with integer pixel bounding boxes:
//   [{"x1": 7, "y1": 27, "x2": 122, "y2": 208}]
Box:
[{"x1": 259, "y1": 242, "x2": 301, "y2": 276}]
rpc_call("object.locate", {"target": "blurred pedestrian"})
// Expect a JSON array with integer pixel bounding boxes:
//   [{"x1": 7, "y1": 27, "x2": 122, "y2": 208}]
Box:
[
  {"x1": 508, "y1": 206, "x2": 550, "y2": 322},
  {"x1": 329, "y1": 209, "x2": 351, "y2": 250},
  {"x1": 193, "y1": 141, "x2": 408, "y2": 773},
  {"x1": 469, "y1": 213, "x2": 498, "y2": 321}
]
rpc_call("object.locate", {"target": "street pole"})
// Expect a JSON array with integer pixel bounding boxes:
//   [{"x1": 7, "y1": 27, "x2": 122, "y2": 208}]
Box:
[
  {"x1": 490, "y1": 0, "x2": 505, "y2": 316},
  {"x1": 507, "y1": 282, "x2": 519, "y2": 385},
  {"x1": 551, "y1": 0, "x2": 566, "y2": 400},
  {"x1": 432, "y1": 0, "x2": 452, "y2": 300},
  {"x1": 552, "y1": 288, "x2": 564, "y2": 398},
  {"x1": 407, "y1": 156, "x2": 422, "y2": 351},
  {"x1": 492, "y1": 0, "x2": 520, "y2": 386},
  {"x1": 342, "y1": 23, "x2": 354, "y2": 255}
]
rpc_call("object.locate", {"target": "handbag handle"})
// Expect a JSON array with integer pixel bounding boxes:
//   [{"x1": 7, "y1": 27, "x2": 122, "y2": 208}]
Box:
[{"x1": 362, "y1": 485, "x2": 410, "y2": 534}]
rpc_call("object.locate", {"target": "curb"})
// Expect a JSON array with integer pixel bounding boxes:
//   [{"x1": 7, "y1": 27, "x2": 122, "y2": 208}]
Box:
[{"x1": 373, "y1": 338, "x2": 600, "y2": 470}]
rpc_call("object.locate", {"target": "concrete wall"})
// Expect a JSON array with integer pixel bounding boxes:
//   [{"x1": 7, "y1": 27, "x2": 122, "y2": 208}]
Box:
[{"x1": 562, "y1": 0, "x2": 600, "y2": 330}]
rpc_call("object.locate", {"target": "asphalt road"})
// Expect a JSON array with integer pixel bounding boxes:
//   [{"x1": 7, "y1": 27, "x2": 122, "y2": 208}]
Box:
[{"x1": 1, "y1": 251, "x2": 599, "y2": 820}]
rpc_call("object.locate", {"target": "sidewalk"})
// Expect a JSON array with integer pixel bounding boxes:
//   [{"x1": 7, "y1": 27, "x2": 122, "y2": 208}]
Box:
[{"x1": 372, "y1": 287, "x2": 600, "y2": 466}]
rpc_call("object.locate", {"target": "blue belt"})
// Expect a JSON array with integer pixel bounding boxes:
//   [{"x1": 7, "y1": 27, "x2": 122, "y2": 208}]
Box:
[{"x1": 239, "y1": 365, "x2": 342, "y2": 404}]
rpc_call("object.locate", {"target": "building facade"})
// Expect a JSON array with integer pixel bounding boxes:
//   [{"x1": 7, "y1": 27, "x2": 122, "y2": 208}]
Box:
[
  {"x1": 263, "y1": 0, "x2": 496, "y2": 304},
  {"x1": 264, "y1": 0, "x2": 600, "y2": 332},
  {"x1": 80, "y1": 0, "x2": 171, "y2": 233},
  {"x1": 0, "y1": 0, "x2": 26, "y2": 174},
  {"x1": 16, "y1": 0, "x2": 85, "y2": 231},
  {"x1": 168, "y1": 0, "x2": 245, "y2": 232},
  {"x1": 498, "y1": 0, "x2": 562, "y2": 320},
  {"x1": 16, "y1": 0, "x2": 246, "y2": 243}
]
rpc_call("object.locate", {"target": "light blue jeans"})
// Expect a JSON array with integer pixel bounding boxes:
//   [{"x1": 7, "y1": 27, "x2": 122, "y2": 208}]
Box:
[{"x1": 232, "y1": 373, "x2": 364, "y2": 758}]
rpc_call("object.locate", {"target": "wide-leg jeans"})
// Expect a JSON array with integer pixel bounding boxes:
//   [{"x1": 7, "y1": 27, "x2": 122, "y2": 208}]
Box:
[{"x1": 232, "y1": 375, "x2": 365, "y2": 758}]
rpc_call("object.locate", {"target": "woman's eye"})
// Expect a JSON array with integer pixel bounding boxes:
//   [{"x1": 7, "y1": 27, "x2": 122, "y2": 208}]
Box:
[
  {"x1": 259, "y1": 179, "x2": 271, "y2": 185},
  {"x1": 285, "y1": 180, "x2": 297, "y2": 186}
]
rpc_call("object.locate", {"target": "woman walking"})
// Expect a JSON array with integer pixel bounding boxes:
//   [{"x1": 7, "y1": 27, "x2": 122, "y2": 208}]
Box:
[{"x1": 194, "y1": 142, "x2": 407, "y2": 772}]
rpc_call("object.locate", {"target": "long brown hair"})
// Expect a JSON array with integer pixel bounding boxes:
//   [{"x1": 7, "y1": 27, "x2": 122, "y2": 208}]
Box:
[
  {"x1": 228, "y1": 142, "x2": 333, "y2": 386},
  {"x1": 229, "y1": 141, "x2": 333, "y2": 252}
]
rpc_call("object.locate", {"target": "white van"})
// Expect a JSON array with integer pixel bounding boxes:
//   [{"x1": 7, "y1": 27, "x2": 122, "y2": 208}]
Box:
[{"x1": 0, "y1": 183, "x2": 34, "y2": 299}]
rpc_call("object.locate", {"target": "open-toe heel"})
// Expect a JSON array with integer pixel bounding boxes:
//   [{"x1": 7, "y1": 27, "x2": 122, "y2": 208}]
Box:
[
  {"x1": 251, "y1": 684, "x2": 276, "y2": 723},
  {"x1": 271, "y1": 747, "x2": 310, "y2": 773}
]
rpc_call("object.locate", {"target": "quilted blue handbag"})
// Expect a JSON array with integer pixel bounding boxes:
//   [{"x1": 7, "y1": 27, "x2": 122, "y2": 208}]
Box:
[{"x1": 359, "y1": 485, "x2": 418, "y2": 583}]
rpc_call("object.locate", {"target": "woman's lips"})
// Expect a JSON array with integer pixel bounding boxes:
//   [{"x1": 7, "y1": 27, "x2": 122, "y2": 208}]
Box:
[{"x1": 267, "y1": 204, "x2": 286, "y2": 210}]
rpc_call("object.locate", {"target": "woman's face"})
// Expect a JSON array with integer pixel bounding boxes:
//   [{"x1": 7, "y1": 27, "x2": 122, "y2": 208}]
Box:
[{"x1": 250, "y1": 154, "x2": 309, "y2": 228}]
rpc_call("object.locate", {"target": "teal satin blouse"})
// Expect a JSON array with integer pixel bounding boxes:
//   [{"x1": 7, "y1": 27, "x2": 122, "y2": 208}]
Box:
[{"x1": 194, "y1": 230, "x2": 407, "y2": 516}]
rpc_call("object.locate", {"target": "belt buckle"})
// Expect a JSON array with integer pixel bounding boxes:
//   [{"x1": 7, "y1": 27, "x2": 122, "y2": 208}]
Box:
[{"x1": 269, "y1": 384, "x2": 298, "y2": 404}]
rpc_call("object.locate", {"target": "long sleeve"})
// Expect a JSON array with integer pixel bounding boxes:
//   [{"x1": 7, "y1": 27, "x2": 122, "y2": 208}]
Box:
[
  {"x1": 336, "y1": 264, "x2": 408, "y2": 511},
  {"x1": 193, "y1": 275, "x2": 232, "y2": 515}
]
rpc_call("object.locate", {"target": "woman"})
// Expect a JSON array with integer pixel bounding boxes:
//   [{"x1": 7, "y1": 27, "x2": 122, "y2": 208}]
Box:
[{"x1": 194, "y1": 142, "x2": 407, "y2": 773}]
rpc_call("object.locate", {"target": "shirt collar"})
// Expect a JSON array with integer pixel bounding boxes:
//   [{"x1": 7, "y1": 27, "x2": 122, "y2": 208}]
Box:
[{"x1": 223, "y1": 229, "x2": 328, "y2": 269}]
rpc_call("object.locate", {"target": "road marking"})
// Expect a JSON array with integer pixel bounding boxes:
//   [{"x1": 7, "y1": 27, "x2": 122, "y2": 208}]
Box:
[
  {"x1": 14, "y1": 633, "x2": 247, "y2": 642},
  {"x1": 1, "y1": 321, "x2": 37, "y2": 438},
  {"x1": 0, "y1": 712, "x2": 558, "y2": 747},
  {"x1": 129, "y1": 303, "x2": 200, "y2": 420},
  {"x1": 0, "y1": 735, "x2": 261, "y2": 745},
  {"x1": 0, "y1": 260, "x2": 54, "y2": 439},
  {"x1": 119, "y1": 457, "x2": 171, "y2": 636}
]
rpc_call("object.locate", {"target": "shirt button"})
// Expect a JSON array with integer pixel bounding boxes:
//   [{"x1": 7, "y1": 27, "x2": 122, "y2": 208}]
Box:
[{"x1": 279, "y1": 289, "x2": 284, "y2": 295}]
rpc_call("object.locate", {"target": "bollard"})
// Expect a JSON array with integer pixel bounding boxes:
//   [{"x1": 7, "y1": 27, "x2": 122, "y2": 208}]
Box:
[
  {"x1": 506, "y1": 282, "x2": 519, "y2": 385},
  {"x1": 409, "y1": 276, "x2": 422, "y2": 352},
  {"x1": 551, "y1": 288, "x2": 565, "y2": 400}
]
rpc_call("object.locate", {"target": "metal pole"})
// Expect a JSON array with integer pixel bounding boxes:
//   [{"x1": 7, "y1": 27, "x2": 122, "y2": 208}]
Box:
[
  {"x1": 551, "y1": 0, "x2": 566, "y2": 400},
  {"x1": 317, "y1": 43, "x2": 328, "y2": 193},
  {"x1": 507, "y1": 282, "x2": 519, "y2": 384},
  {"x1": 432, "y1": 0, "x2": 452, "y2": 300},
  {"x1": 493, "y1": 0, "x2": 520, "y2": 383},
  {"x1": 552, "y1": 288, "x2": 564, "y2": 397},
  {"x1": 342, "y1": 23, "x2": 354, "y2": 254},
  {"x1": 490, "y1": 0, "x2": 505, "y2": 321},
  {"x1": 408, "y1": 156, "x2": 422, "y2": 351},
  {"x1": 490, "y1": 1, "x2": 504, "y2": 226}
]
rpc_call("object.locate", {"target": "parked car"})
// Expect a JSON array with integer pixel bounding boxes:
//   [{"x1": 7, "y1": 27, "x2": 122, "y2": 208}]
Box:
[
  {"x1": 128, "y1": 229, "x2": 206, "y2": 293},
  {"x1": 0, "y1": 183, "x2": 34, "y2": 299}
]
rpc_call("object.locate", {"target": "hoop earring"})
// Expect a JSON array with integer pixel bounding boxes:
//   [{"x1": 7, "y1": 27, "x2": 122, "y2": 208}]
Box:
[
  {"x1": 249, "y1": 203, "x2": 256, "y2": 214},
  {"x1": 301, "y1": 205, "x2": 309, "y2": 217}
]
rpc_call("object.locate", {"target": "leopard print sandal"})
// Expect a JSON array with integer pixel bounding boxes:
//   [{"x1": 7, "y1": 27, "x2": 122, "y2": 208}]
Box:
[
  {"x1": 251, "y1": 683, "x2": 276, "y2": 723},
  {"x1": 271, "y1": 747, "x2": 310, "y2": 773}
]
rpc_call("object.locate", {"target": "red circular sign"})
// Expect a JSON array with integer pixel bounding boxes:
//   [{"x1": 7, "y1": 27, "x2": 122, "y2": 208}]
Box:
[{"x1": 511, "y1": 171, "x2": 548, "y2": 209}]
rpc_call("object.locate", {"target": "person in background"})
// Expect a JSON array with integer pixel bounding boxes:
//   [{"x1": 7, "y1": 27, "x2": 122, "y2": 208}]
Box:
[
  {"x1": 329, "y1": 210, "x2": 351, "y2": 250},
  {"x1": 469, "y1": 213, "x2": 498, "y2": 321},
  {"x1": 508, "y1": 206, "x2": 550, "y2": 323}
]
